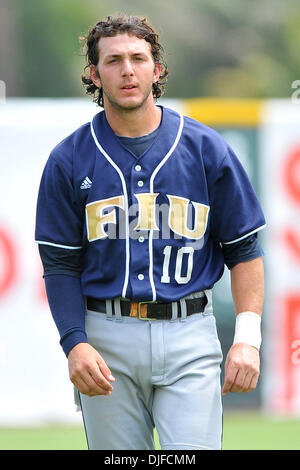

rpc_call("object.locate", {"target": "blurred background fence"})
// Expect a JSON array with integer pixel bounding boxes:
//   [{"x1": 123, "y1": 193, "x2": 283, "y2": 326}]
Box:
[{"x1": 0, "y1": 0, "x2": 300, "y2": 426}]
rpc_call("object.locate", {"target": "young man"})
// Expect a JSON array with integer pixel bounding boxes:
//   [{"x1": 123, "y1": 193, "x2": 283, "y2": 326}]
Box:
[{"x1": 35, "y1": 15, "x2": 265, "y2": 450}]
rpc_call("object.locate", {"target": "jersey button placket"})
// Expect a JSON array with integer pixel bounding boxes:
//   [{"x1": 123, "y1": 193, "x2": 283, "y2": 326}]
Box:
[
  {"x1": 129, "y1": 162, "x2": 151, "y2": 299},
  {"x1": 135, "y1": 164, "x2": 143, "y2": 188}
]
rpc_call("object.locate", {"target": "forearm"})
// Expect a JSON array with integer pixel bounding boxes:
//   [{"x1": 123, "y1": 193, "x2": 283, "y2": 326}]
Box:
[
  {"x1": 230, "y1": 257, "x2": 264, "y2": 316},
  {"x1": 44, "y1": 274, "x2": 87, "y2": 356},
  {"x1": 44, "y1": 274, "x2": 115, "y2": 396},
  {"x1": 38, "y1": 244, "x2": 87, "y2": 356},
  {"x1": 222, "y1": 257, "x2": 263, "y2": 395}
]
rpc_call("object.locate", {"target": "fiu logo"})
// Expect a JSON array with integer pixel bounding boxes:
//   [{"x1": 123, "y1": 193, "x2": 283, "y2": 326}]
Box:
[{"x1": 86, "y1": 193, "x2": 210, "y2": 242}]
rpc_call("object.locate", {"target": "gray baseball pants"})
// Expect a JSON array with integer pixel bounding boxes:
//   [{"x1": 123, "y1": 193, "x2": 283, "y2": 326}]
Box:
[{"x1": 75, "y1": 290, "x2": 223, "y2": 450}]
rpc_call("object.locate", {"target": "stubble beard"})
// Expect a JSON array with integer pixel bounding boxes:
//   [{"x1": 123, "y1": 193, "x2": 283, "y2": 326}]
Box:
[{"x1": 100, "y1": 80, "x2": 154, "y2": 114}]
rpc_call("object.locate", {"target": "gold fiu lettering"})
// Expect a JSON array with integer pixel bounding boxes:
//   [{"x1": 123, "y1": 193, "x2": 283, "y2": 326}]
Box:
[
  {"x1": 134, "y1": 193, "x2": 159, "y2": 231},
  {"x1": 85, "y1": 193, "x2": 209, "y2": 241},
  {"x1": 86, "y1": 195, "x2": 125, "y2": 241},
  {"x1": 167, "y1": 195, "x2": 210, "y2": 239}
]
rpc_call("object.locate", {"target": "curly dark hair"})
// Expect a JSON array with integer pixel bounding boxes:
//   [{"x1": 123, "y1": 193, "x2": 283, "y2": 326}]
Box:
[{"x1": 80, "y1": 14, "x2": 168, "y2": 107}]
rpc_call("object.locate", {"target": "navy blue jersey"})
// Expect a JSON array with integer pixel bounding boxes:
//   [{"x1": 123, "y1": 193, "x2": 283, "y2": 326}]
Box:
[{"x1": 35, "y1": 106, "x2": 266, "y2": 302}]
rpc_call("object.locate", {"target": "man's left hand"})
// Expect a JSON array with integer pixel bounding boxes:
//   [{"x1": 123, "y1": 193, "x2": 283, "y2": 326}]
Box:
[{"x1": 222, "y1": 343, "x2": 260, "y2": 395}]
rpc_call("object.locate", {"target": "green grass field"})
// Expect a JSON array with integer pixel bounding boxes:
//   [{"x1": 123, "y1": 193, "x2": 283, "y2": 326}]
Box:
[{"x1": 0, "y1": 412, "x2": 299, "y2": 450}]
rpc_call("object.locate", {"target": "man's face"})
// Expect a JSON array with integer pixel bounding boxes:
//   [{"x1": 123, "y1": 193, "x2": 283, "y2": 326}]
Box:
[{"x1": 92, "y1": 33, "x2": 161, "y2": 112}]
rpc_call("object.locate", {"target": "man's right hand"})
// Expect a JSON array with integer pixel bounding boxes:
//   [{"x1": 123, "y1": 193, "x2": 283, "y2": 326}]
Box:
[{"x1": 68, "y1": 343, "x2": 115, "y2": 396}]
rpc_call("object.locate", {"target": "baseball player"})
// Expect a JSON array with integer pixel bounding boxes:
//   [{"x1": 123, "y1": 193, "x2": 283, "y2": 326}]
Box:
[{"x1": 35, "y1": 15, "x2": 265, "y2": 450}]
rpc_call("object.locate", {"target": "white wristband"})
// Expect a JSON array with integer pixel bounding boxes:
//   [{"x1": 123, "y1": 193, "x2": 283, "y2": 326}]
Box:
[{"x1": 233, "y1": 311, "x2": 262, "y2": 351}]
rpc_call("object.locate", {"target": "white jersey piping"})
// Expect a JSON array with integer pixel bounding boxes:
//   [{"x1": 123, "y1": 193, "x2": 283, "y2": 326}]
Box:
[
  {"x1": 221, "y1": 224, "x2": 266, "y2": 245},
  {"x1": 149, "y1": 114, "x2": 185, "y2": 301},
  {"x1": 90, "y1": 121, "x2": 130, "y2": 299},
  {"x1": 35, "y1": 240, "x2": 83, "y2": 250}
]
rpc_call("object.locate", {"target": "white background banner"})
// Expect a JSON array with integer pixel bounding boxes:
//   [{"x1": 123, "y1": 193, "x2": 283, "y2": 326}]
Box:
[
  {"x1": 0, "y1": 98, "x2": 300, "y2": 424},
  {"x1": 0, "y1": 98, "x2": 184, "y2": 425},
  {"x1": 260, "y1": 100, "x2": 300, "y2": 415}
]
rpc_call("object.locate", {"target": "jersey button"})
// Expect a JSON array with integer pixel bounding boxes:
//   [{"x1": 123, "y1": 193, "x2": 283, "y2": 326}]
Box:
[
  {"x1": 135, "y1": 164, "x2": 142, "y2": 172},
  {"x1": 138, "y1": 236, "x2": 145, "y2": 243},
  {"x1": 138, "y1": 273, "x2": 144, "y2": 280},
  {"x1": 137, "y1": 180, "x2": 144, "y2": 187}
]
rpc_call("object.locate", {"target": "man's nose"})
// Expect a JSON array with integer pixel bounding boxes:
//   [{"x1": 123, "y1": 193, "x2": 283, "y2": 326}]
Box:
[{"x1": 121, "y1": 59, "x2": 134, "y2": 76}]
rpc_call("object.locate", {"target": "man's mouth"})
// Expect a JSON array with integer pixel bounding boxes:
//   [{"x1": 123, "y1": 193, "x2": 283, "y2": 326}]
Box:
[{"x1": 121, "y1": 84, "x2": 137, "y2": 90}]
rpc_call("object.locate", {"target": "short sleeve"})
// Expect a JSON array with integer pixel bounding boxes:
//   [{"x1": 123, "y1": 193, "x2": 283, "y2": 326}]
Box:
[
  {"x1": 35, "y1": 153, "x2": 83, "y2": 249},
  {"x1": 210, "y1": 146, "x2": 266, "y2": 244},
  {"x1": 221, "y1": 233, "x2": 264, "y2": 269}
]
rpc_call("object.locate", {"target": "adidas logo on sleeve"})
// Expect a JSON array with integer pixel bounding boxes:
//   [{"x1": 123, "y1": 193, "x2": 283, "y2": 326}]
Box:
[{"x1": 80, "y1": 177, "x2": 92, "y2": 189}]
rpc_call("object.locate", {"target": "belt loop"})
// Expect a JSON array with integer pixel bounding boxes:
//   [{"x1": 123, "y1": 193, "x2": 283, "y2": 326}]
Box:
[
  {"x1": 171, "y1": 301, "x2": 178, "y2": 322},
  {"x1": 179, "y1": 299, "x2": 187, "y2": 322},
  {"x1": 114, "y1": 298, "x2": 122, "y2": 321},
  {"x1": 203, "y1": 289, "x2": 212, "y2": 315},
  {"x1": 106, "y1": 300, "x2": 113, "y2": 321}
]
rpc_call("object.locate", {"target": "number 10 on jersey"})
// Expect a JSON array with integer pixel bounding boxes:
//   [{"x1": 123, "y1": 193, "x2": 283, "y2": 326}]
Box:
[{"x1": 161, "y1": 246, "x2": 194, "y2": 284}]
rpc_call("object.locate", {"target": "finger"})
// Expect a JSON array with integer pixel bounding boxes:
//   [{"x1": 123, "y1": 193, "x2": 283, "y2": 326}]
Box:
[
  {"x1": 248, "y1": 372, "x2": 259, "y2": 391},
  {"x1": 84, "y1": 372, "x2": 111, "y2": 395},
  {"x1": 241, "y1": 372, "x2": 253, "y2": 393},
  {"x1": 72, "y1": 364, "x2": 112, "y2": 396},
  {"x1": 227, "y1": 368, "x2": 246, "y2": 393},
  {"x1": 97, "y1": 359, "x2": 116, "y2": 383},
  {"x1": 229, "y1": 369, "x2": 259, "y2": 393},
  {"x1": 222, "y1": 364, "x2": 239, "y2": 395},
  {"x1": 242, "y1": 372, "x2": 257, "y2": 393},
  {"x1": 233, "y1": 368, "x2": 247, "y2": 390},
  {"x1": 90, "y1": 374, "x2": 113, "y2": 394},
  {"x1": 72, "y1": 377, "x2": 90, "y2": 395},
  {"x1": 72, "y1": 376, "x2": 106, "y2": 397},
  {"x1": 87, "y1": 364, "x2": 114, "y2": 393},
  {"x1": 238, "y1": 362, "x2": 259, "y2": 393}
]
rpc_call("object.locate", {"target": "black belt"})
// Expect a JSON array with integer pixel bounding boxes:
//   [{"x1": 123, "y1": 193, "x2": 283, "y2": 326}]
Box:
[{"x1": 86, "y1": 295, "x2": 207, "y2": 320}]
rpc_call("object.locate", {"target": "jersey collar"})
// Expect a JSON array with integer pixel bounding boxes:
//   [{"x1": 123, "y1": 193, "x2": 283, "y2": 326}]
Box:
[{"x1": 90, "y1": 105, "x2": 183, "y2": 172}]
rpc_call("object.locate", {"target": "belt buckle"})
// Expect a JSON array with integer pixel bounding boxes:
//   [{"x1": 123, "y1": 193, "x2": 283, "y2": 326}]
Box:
[{"x1": 138, "y1": 301, "x2": 157, "y2": 320}]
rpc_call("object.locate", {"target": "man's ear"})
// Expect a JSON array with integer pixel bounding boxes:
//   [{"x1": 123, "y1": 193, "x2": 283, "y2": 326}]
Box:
[
  {"x1": 153, "y1": 63, "x2": 162, "y2": 84},
  {"x1": 90, "y1": 65, "x2": 101, "y2": 88}
]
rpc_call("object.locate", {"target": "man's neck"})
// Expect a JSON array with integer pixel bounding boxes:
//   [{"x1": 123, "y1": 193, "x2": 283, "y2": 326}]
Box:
[{"x1": 104, "y1": 100, "x2": 162, "y2": 137}]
